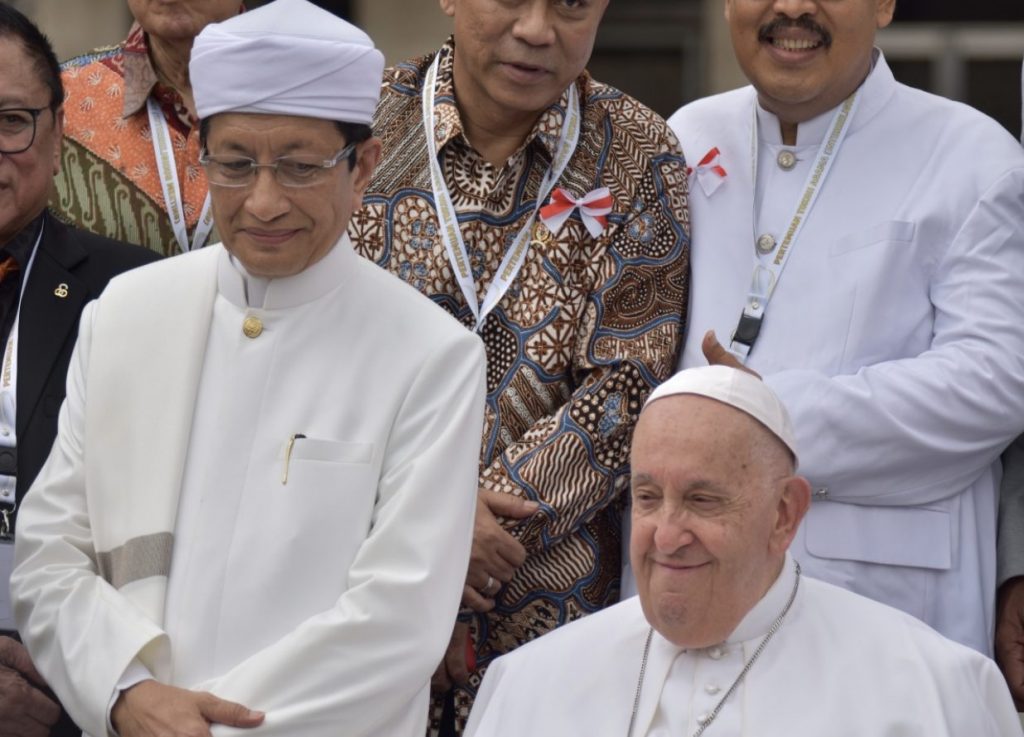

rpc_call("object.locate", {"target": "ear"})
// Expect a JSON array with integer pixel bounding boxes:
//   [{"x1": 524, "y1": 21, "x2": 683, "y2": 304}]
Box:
[
  {"x1": 439, "y1": 0, "x2": 456, "y2": 19},
  {"x1": 768, "y1": 475, "x2": 811, "y2": 555},
  {"x1": 51, "y1": 105, "x2": 64, "y2": 176},
  {"x1": 349, "y1": 136, "x2": 382, "y2": 211},
  {"x1": 876, "y1": 0, "x2": 896, "y2": 30}
]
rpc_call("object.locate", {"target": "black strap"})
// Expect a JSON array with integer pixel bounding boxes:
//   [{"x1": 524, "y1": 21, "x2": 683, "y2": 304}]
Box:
[{"x1": 732, "y1": 311, "x2": 764, "y2": 350}]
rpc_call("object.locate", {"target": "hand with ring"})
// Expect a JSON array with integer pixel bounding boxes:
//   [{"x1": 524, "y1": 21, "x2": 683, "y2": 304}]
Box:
[
  {"x1": 462, "y1": 490, "x2": 539, "y2": 613},
  {"x1": 480, "y1": 575, "x2": 500, "y2": 597}
]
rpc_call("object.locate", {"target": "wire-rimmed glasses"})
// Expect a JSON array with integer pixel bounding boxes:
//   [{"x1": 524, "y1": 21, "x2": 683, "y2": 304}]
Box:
[{"x1": 199, "y1": 143, "x2": 357, "y2": 188}]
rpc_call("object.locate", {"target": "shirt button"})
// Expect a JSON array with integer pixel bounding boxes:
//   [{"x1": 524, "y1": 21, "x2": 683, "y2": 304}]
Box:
[
  {"x1": 756, "y1": 233, "x2": 777, "y2": 255},
  {"x1": 777, "y1": 149, "x2": 797, "y2": 170},
  {"x1": 708, "y1": 646, "x2": 724, "y2": 660},
  {"x1": 705, "y1": 684, "x2": 721, "y2": 695},
  {"x1": 242, "y1": 316, "x2": 263, "y2": 339},
  {"x1": 697, "y1": 713, "x2": 711, "y2": 725}
]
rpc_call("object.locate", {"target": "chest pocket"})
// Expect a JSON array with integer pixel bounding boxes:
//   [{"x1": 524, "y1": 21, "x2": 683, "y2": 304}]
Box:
[
  {"x1": 829, "y1": 220, "x2": 916, "y2": 256},
  {"x1": 277, "y1": 437, "x2": 378, "y2": 580}
]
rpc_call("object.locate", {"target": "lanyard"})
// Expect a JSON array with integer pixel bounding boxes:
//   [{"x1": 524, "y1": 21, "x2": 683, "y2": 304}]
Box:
[
  {"x1": 0, "y1": 224, "x2": 42, "y2": 536},
  {"x1": 147, "y1": 98, "x2": 214, "y2": 254},
  {"x1": 729, "y1": 92, "x2": 860, "y2": 361},
  {"x1": 422, "y1": 55, "x2": 581, "y2": 331}
]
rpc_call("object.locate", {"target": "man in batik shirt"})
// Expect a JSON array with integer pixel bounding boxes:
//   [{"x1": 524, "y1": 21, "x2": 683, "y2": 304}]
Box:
[
  {"x1": 348, "y1": 0, "x2": 689, "y2": 733},
  {"x1": 54, "y1": 1, "x2": 240, "y2": 256}
]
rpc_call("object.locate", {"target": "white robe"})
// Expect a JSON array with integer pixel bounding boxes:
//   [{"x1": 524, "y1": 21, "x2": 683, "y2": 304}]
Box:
[
  {"x1": 467, "y1": 557, "x2": 1021, "y2": 736},
  {"x1": 11, "y1": 237, "x2": 487, "y2": 737},
  {"x1": 663, "y1": 52, "x2": 1024, "y2": 655}
]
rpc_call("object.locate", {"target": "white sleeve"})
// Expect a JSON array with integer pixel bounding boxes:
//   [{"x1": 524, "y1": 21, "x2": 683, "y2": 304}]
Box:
[
  {"x1": 765, "y1": 169, "x2": 1024, "y2": 506},
  {"x1": 10, "y1": 301, "x2": 170, "y2": 737},
  {"x1": 197, "y1": 334, "x2": 487, "y2": 736}
]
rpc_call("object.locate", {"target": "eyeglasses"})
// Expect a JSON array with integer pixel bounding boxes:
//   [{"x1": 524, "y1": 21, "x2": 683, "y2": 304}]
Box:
[
  {"x1": 199, "y1": 143, "x2": 357, "y2": 188},
  {"x1": 0, "y1": 108, "x2": 46, "y2": 154}
]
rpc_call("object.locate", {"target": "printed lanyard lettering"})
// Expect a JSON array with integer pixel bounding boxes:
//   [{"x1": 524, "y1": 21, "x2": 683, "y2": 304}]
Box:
[
  {"x1": 0, "y1": 224, "x2": 42, "y2": 533},
  {"x1": 422, "y1": 55, "x2": 580, "y2": 331},
  {"x1": 729, "y1": 92, "x2": 860, "y2": 361},
  {"x1": 147, "y1": 98, "x2": 214, "y2": 254}
]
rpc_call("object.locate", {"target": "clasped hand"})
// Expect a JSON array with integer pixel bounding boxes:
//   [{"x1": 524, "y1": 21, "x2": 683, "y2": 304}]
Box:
[
  {"x1": 431, "y1": 489, "x2": 539, "y2": 692},
  {"x1": 0, "y1": 635, "x2": 60, "y2": 737},
  {"x1": 112, "y1": 680, "x2": 264, "y2": 737}
]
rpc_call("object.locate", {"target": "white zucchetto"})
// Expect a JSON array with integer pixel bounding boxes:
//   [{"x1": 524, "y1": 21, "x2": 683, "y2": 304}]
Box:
[
  {"x1": 645, "y1": 365, "x2": 799, "y2": 466},
  {"x1": 190, "y1": 0, "x2": 384, "y2": 124}
]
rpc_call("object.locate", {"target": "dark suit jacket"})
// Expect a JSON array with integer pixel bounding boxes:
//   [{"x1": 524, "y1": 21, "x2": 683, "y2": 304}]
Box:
[
  {"x1": 7, "y1": 211, "x2": 157, "y2": 737},
  {"x1": 15, "y1": 211, "x2": 159, "y2": 510}
]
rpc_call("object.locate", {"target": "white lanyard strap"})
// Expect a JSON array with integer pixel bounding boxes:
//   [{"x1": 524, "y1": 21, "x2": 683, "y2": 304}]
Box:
[
  {"x1": 422, "y1": 55, "x2": 581, "y2": 331},
  {"x1": 147, "y1": 98, "x2": 214, "y2": 254},
  {"x1": 729, "y1": 92, "x2": 860, "y2": 360},
  {"x1": 0, "y1": 223, "x2": 42, "y2": 519}
]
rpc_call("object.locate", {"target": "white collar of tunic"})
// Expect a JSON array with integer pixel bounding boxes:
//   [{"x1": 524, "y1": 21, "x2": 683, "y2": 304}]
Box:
[
  {"x1": 218, "y1": 233, "x2": 356, "y2": 310},
  {"x1": 633, "y1": 554, "x2": 801, "y2": 735},
  {"x1": 755, "y1": 48, "x2": 895, "y2": 147}
]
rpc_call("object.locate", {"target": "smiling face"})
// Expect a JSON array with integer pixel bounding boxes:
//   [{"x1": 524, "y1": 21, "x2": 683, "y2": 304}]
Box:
[
  {"x1": 204, "y1": 113, "x2": 380, "y2": 278},
  {"x1": 439, "y1": 0, "x2": 609, "y2": 130},
  {"x1": 629, "y1": 394, "x2": 809, "y2": 648},
  {"x1": 725, "y1": 0, "x2": 895, "y2": 127}
]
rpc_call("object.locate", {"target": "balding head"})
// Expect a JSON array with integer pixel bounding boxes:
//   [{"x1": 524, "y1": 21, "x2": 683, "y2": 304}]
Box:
[{"x1": 629, "y1": 369, "x2": 810, "y2": 648}]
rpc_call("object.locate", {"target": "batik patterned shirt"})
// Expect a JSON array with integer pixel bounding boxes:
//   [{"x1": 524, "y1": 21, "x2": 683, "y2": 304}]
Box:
[
  {"x1": 54, "y1": 23, "x2": 214, "y2": 256},
  {"x1": 350, "y1": 40, "x2": 690, "y2": 733}
]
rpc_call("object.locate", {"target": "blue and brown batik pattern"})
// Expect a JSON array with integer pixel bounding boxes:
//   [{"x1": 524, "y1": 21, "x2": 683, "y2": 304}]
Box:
[{"x1": 349, "y1": 39, "x2": 690, "y2": 734}]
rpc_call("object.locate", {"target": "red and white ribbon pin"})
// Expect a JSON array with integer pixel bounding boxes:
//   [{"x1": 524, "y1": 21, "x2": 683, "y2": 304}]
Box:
[
  {"x1": 687, "y1": 147, "x2": 727, "y2": 197},
  {"x1": 538, "y1": 186, "x2": 613, "y2": 239}
]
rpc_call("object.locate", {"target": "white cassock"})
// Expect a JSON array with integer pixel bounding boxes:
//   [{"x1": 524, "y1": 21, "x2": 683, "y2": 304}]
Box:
[
  {"x1": 467, "y1": 555, "x2": 1021, "y2": 736},
  {"x1": 11, "y1": 236, "x2": 486, "y2": 737},
  {"x1": 659, "y1": 51, "x2": 1024, "y2": 655}
]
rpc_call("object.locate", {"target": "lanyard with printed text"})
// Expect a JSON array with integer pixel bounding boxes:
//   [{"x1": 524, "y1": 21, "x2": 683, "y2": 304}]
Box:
[
  {"x1": 147, "y1": 98, "x2": 214, "y2": 254},
  {"x1": 0, "y1": 224, "x2": 41, "y2": 537},
  {"x1": 422, "y1": 55, "x2": 581, "y2": 331},
  {"x1": 728, "y1": 91, "x2": 860, "y2": 361}
]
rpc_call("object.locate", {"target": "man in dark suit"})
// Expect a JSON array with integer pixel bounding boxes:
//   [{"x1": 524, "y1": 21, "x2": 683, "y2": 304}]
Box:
[{"x1": 0, "y1": 5, "x2": 158, "y2": 736}]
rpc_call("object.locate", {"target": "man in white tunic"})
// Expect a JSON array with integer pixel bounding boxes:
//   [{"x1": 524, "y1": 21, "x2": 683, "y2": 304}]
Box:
[
  {"x1": 9, "y1": 2, "x2": 487, "y2": 736},
  {"x1": 663, "y1": 0, "x2": 1024, "y2": 657},
  {"x1": 467, "y1": 366, "x2": 1020, "y2": 737}
]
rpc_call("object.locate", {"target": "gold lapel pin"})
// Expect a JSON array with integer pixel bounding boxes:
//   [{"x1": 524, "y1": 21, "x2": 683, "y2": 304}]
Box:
[
  {"x1": 530, "y1": 222, "x2": 552, "y2": 249},
  {"x1": 54, "y1": 283, "x2": 69, "y2": 298}
]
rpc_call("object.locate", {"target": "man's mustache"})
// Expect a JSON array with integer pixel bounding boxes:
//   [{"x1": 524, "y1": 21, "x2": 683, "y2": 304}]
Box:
[{"x1": 758, "y1": 15, "x2": 833, "y2": 48}]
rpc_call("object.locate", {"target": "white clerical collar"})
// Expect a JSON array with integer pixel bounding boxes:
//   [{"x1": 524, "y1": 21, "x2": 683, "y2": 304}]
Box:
[
  {"x1": 645, "y1": 552, "x2": 799, "y2": 658},
  {"x1": 723, "y1": 552, "x2": 799, "y2": 645},
  {"x1": 756, "y1": 47, "x2": 895, "y2": 147},
  {"x1": 218, "y1": 233, "x2": 356, "y2": 310}
]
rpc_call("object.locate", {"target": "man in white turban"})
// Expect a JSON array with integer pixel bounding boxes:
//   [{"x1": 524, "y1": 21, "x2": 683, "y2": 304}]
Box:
[
  {"x1": 10, "y1": 2, "x2": 486, "y2": 736},
  {"x1": 465, "y1": 365, "x2": 1020, "y2": 737}
]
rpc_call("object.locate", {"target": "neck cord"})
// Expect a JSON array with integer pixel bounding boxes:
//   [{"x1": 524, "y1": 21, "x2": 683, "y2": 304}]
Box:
[{"x1": 626, "y1": 561, "x2": 801, "y2": 737}]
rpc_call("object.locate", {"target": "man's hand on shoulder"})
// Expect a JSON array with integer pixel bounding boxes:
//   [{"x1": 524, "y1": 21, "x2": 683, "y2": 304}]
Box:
[
  {"x1": 995, "y1": 576, "x2": 1024, "y2": 709},
  {"x1": 0, "y1": 635, "x2": 60, "y2": 737},
  {"x1": 112, "y1": 680, "x2": 264, "y2": 737}
]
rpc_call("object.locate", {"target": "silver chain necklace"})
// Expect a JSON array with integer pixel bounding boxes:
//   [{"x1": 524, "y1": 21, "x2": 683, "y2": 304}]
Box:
[{"x1": 625, "y1": 561, "x2": 801, "y2": 737}]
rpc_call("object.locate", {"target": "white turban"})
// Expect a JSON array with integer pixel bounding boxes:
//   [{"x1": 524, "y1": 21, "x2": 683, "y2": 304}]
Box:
[
  {"x1": 191, "y1": 0, "x2": 384, "y2": 125},
  {"x1": 645, "y1": 365, "x2": 799, "y2": 466}
]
